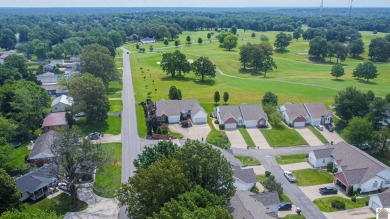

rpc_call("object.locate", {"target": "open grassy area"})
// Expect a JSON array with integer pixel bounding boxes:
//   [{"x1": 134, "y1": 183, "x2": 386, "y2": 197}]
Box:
[
  {"x1": 136, "y1": 104, "x2": 147, "y2": 137},
  {"x1": 206, "y1": 117, "x2": 230, "y2": 148},
  {"x1": 107, "y1": 92, "x2": 121, "y2": 98},
  {"x1": 238, "y1": 128, "x2": 255, "y2": 148},
  {"x1": 94, "y1": 143, "x2": 122, "y2": 198},
  {"x1": 284, "y1": 215, "x2": 306, "y2": 219},
  {"x1": 261, "y1": 121, "x2": 307, "y2": 147},
  {"x1": 307, "y1": 126, "x2": 329, "y2": 144},
  {"x1": 7, "y1": 141, "x2": 31, "y2": 175},
  {"x1": 256, "y1": 175, "x2": 267, "y2": 182},
  {"x1": 313, "y1": 197, "x2": 369, "y2": 212},
  {"x1": 109, "y1": 100, "x2": 123, "y2": 113},
  {"x1": 292, "y1": 169, "x2": 334, "y2": 186},
  {"x1": 275, "y1": 153, "x2": 308, "y2": 165},
  {"x1": 107, "y1": 80, "x2": 123, "y2": 94},
  {"x1": 21, "y1": 193, "x2": 87, "y2": 217},
  {"x1": 76, "y1": 116, "x2": 121, "y2": 135},
  {"x1": 235, "y1": 156, "x2": 261, "y2": 166}
]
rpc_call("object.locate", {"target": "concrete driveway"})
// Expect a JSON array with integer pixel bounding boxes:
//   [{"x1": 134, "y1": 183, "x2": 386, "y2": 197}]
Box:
[
  {"x1": 295, "y1": 128, "x2": 323, "y2": 146},
  {"x1": 298, "y1": 184, "x2": 349, "y2": 201},
  {"x1": 225, "y1": 129, "x2": 247, "y2": 149},
  {"x1": 169, "y1": 123, "x2": 211, "y2": 141},
  {"x1": 246, "y1": 128, "x2": 271, "y2": 149},
  {"x1": 321, "y1": 130, "x2": 344, "y2": 144},
  {"x1": 322, "y1": 206, "x2": 375, "y2": 219},
  {"x1": 280, "y1": 162, "x2": 312, "y2": 171},
  {"x1": 243, "y1": 165, "x2": 266, "y2": 175}
]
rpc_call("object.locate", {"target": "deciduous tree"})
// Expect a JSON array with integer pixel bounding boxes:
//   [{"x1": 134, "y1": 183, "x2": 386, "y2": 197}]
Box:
[
  {"x1": 133, "y1": 141, "x2": 179, "y2": 170},
  {"x1": 198, "y1": 37, "x2": 203, "y2": 45},
  {"x1": 160, "y1": 50, "x2": 191, "y2": 77},
  {"x1": 348, "y1": 39, "x2": 364, "y2": 57},
  {"x1": 352, "y1": 61, "x2": 379, "y2": 82},
  {"x1": 192, "y1": 56, "x2": 216, "y2": 81},
  {"x1": 0, "y1": 29, "x2": 16, "y2": 50},
  {"x1": 369, "y1": 37, "x2": 390, "y2": 62},
  {"x1": 330, "y1": 64, "x2": 345, "y2": 79},
  {"x1": 214, "y1": 91, "x2": 220, "y2": 104},
  {"x1": 168, "y1": 86, "x2": 182, "y2": 100},
  {"x1": 309, "y1": 36, "x2": 328, "y2": 60},
  {"x1": 343, "y1": 117, "x2": 373, "y2": 146},
  {"x1": 221, "y1": 34, "x2": 238, "y2": 51},
  {"x1": 334, "y1": 86, "x2": 370, "y2": 121},
  {"x1": 262, "y1": 92, "x2": 278, "y2": 106},
  {"x1": 0, "y1": 168, "x2": 20, "y2": 214},
  {"x1": 274, "y1": 32, "x2": 292, "y2": 51}
]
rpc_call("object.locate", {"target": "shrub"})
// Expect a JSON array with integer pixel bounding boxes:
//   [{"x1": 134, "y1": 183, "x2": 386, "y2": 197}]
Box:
[
  {"x1": 351, "y1": 196, "x2": 357, "y2": 202},
  {"x1": 365, "y1": 200, "x2": 369, "y2": 206},
  {"x1": 327, "y1": 162, "x2": 333, "y2": 172},
  {"x1": 250, "y1": 186, "x2": 259, "y2": 193},
  {"x1": 332, "y1": 168, "x2": 338, "y2": 173},
  {"x1": 348, "y1": 186, "x2": 354, "y2": 197},
  {"x1": 331, "y1": 200, "x2": 345, "y2": 210},
  {"x1": 265, "y1": 171, "x2": 271, "y2": 177},
  {"x1": 214, "y1": 120, "x2": 219, "y2": 124},
  {"x1": 268, "y1": 175, "x2": 275, "y2": 181},
  {"x1": 219, "y1": 124, "x2": 225, "y2": 130}
]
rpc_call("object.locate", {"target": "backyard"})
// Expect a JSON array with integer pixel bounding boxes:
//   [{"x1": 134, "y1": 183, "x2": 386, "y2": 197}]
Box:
[
  {"x1": 292, "y1": 169, "x2": 334, "y2": 186},
  {"x1": 313, "y1": 197, "x2": 369, "y2": 212},
  {"x1": 76, "y1": 116, "x2": 121, "y2": 135}
]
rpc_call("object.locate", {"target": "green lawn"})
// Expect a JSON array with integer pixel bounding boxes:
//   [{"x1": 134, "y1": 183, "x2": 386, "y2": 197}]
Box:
[
  {"x1": 292, "y1": 169, "x2": 334, "y2": 186},
  {"x1": 94, "y1": 143, "x2": 122, "y2": 198},
  {"x1": 313, "y1": 197, "x2": 369, "y2": 212},
  {"x1": 168, "y1": 129, "x2": 184, "y2": 139},
  {"x1": 275, "y1": 153, "x2": 308, "y2": 165},
  {"x1": 307, "y1": 126, "x2": 329, "y2": 144},
  {"x1": 136, "y1": 104, "x2": 147, "y2": 137},
  {"x1": 235, "y1": 156, "x2": 261, "y2": 166},
  {"x1": 21, "y1": 193, "x2": 87, "y2": 217},
  {"x1": 107, "y1": 80, "x2": 123, "y2": 94},
  {"x1": 261, "y1": 121, "x2": 307, "y2": 147},
  {"x1": 109, "y1": 100, "x2": 123, "y2": 113},
  {"x1": 238, "y1": 128, "x2": 255, "y2": 148},
  {"x1": 284, "y1": 215, "x2": 306, "y2": 219},
  {"x1": 206, "y1": 117, "x2": 230, "y2": 149},
  {"x1": 256, "y1": 175, "x2": 267, "y2": 182},
  {"x1": 107, "y1": 92, "x2": 121, "y2": 98},
  {"x1": 280, "y1": 193, "x2": 293, "y2": 204},
  {"x1": 7, "y1": 141, "x2": 31, "y2": 175},
  {"x1": 76, "y1": 116, "x2": 121, "y2": 135}
]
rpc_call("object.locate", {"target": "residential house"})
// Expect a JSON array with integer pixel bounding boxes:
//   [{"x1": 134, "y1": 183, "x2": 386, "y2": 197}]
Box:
[
  {"x1": 233, "y1": 166, "x2": 256, "y2": 191},
  {"x1": 42, "y1": 112, "x2": 68, "y2": 133},
  {"x1": 27, "y1": 131, "x2": 56, "y2": 166},
  {"x1": 215, "y1": 104, "x2": 268, "y2": 129},
  {"x1": 229, "y1": 191, "x2": 277, "y2": 219},
  {"x1": 279, "y1": 102, "x2": 332, "y2": 128},
  {"x1": 251, "y1": 191, "x2": 280, "y2": 215},
  {"x1": 140, "y1": 37, "x2": 156, "y2": 44},
  {"x1": 214, "y1": 147, "x2": 243, "y2": 167},
  {"x1": 369, "y1": 190, "x2": 390, "y2": 211},
  {"x1": 51, "y1": 95, "x2": 73, "y2": 112},
  {"x1": 308, "y1": 141, "x2": 390, "y2": 193},
  {"x1": 36, "y1": 72, "x2": 62, "y2": 84},
  {"x1": 15, "y1": 164, "x2": 58, "y2": 201},
  {"x1": 155, "y1": 99, "x2": 207, "y2": 124},
  {"x1": 41, "y1": 84, "x2": 68, "y2": 97},
  {"x1": 44, "y1": 63, "x2": 56, "y2": 72}
]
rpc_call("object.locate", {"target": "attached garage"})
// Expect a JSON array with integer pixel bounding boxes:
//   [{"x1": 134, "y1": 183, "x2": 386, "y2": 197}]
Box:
[
  {"x1": 168, "y1": 116, "x2": 180, "y2": 124},
  {"x1": 225, "y1": 123, "x2": 237, "y2": 129},
  {"x1": 293, "y1": 116, "x2": 307, "y2": 128},
  {"x1": 192, "y1": 110, "x2": 207, "y2": 124},
  {"x1": 244, "y1": 120, "x2": 258, "y2": 128},
  {"x1": 369, "y1": 200, "x2": 381, "y2": 212},
  {"x1": 368, "y1": 190, "x2": 390, "y2": 212}
]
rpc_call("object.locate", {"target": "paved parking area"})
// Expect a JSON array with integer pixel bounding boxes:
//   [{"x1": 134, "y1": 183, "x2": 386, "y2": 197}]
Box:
[
  {"x1": 169, "y1": 123, "x2": 211, "y2": 141},
  {"x1": 298, "y1": 184, "x2": 349, "y2": 201},
  {"x1": 246, "y1": 128, "x2": 271, "y2": 149},
  {"x1": 320, "y1": 129, "x2": 344, "y2": 144},
  {"x1": 322, "y1": 206, "x2": 375, "y2": 219},
  {"x1": 280, "y1": 162, "x2": 312, "y2": 172},
  {"x1": 278, "y1": 205, "x2": 298, "y2": 218},
  {"x1": 295, "y1": 128, "x2": 323, "y2": 146},
  {"x1": 225, "y1": 129, "x2": 247, "y2": 149}
]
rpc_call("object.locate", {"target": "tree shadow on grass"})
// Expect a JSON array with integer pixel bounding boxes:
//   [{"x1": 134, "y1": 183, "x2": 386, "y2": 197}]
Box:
[
  {"x1": 194, "y1": 79, "x2": 215, "y2": 86},
  {"x1": 160, "y1": 76, "x2": 193, "y2": 82},
  {"x1": 275, "y1": 49, "x2": 290, "y2": 54},
  {"x1": 331, "y1": 78, "x2": 345, "y2": 82},
  {"x1": 357, "y1": 79, "x2": 378, "y2": 85}
]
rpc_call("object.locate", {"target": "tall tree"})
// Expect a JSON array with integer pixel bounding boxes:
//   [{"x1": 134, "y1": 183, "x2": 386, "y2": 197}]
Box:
[
  {"x1": 18, "y1": 25, "x2": 30, "y2": 43},
  {"x1": 352, "y1": 61, "x2": 379, "y2": 82},
  {"x1": 348, "y1": 39, "x2": 365, "y2": 57},
  {"x1": 192, "y1": 56, "x2": 216, "y2": 81},
  {"x1": 330, "y1": 64, "x2": 345, "y2": 79},
  {"x1": 239, "y1": 43, "x2": 253, "y2": 69},
  {"x1": 207, "y1": 33, "x2": 211, "y2": 41},
  {"x1": 334, "y1": 86, "x2": 370, "y2": 121},
  {"x1": 3, "y1": 55, "x2": 29, "y2": 79},
  {"x1": 333, "y1": 42, "x2": 348, "y2": 63},
  {"x1": 108, "y1": 30, "x2": 123, "y2": 48},
  {"x1": 50, "y1": 127, "x2": 108, "y2": 208},
  {"x1": 262, "y1": 92, "x2": 278, "y2": 106},
  {"x1": 0, "y1": 29, "x2": 17, "y2": 50},
  {"x1": 0, "y1": 168, "x2": 20, "y2": 214},
  {"x1": 261, "y1": 56, "x2": 277, "y2": 78},
  {"x1": 80, "y1": 44, "x2": 118, "y2": 87},
  {"x1": 230, "y1": 25, "x2": 237, "y2": 35},
  {"x1": 160, "y1": 50, "x2": 191, "y2": 77},
  {"x1": 223, "y1": 92, "x2": 229, "y2": 104},
  {"x1": 0, "y1": 116, "x2": 17, "y2": 142},
  {"x1": 274, "y1": 32, "x2": 292, "y2": 51},
  {"x1": 133, "y1": 141, "x2": 179, "y2": 170},
  {"x1": 198, "y1": 37, "x2": 203, "y2": 45},
  {"x1": 214, "y1": 91, "x2": 220, "y2": 104},
  {"x1": 366, "y1": 97, "x2": 389, "y2": 130},
  {"x1": 69, "y1": 74, "x2": 110, "y2": 123},
  {"x1": 221, "y1": 34, "x2": 238, "y2": 51},
  {"x1": 309, "y1": 36, "x2": 328, "y2": 60},
  {"x1": 369, "y1": 37, "x2": 390, "y2": 62},
  {"x1": 343, "y1": 117, "x2": 373, "y2": 146},
  {"x1": 62, "y1": 39, "x2": 82, "y2": 57},
  {"x1": 293, "y1": 30, "x2": 301, "y2": 41},
  {"x1": 168, "y1": 86, "x2": 182, "y2": 100},
  {"x1": 186, "y1": 36, "x2": 191, "y2": 46}
]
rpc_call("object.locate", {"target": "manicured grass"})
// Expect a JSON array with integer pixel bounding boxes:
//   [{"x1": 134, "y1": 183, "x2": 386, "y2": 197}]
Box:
[
  {"x1": 284, "y1": 215, "x2": 306, "y2": 219},
  {"x1": 7, "y1": 141, "x2": 31, "y2": 174},
  {"x1": 307, "y1": 126, "x2": 329, "y2": 144},
  {"x1": 168, "y1": 129, "x2": 183, "y2": 139},
  {"x1": 76, "y1": 116, "x2": 121, "y2": 135},
  {"x1": 275, "y1": 153, "x2": 308, "y2": 165},
  {"x1": 238, "y1": 128, "x2": 256, "y2": 148},
  {"x1": 280, "y1": 193, "x2": 294, "y2": 204},
  {"x1": 107, "y1": 80, "x2": 123, "y2": 93},
  {"x1": 292, "y1": 169, "x2": 334, "y2": 186},
  {"x1": 136, "y1": 104, "x2": 147, "y2": 137},
  {"x1": 235, "y1": 156, "x2": 261, "y2": 166},
  {"x1": 313, "y1": 197, "x2": 369, "y2": 212},
  {"x1": 206, "y1": 117, "x2": 230, "y2": 149},
  {"x1": 256, "y1": 175, "x2": 267, "y2": 182},
  {"x1": 109, "y1": 100, "x2": 123, "y2": 113},
  {"x1": 21, "y1": 193, "x2": 87, "y2": 217},
  {"x1": 261, "y1": 121, "x2": 307, "y2": 147},
  {"x1": 94, "y1": 143, "x2": 122, "y2": 198},
  {"x1": 107, "y1": 92, "x2": 121, "y2": 98}
]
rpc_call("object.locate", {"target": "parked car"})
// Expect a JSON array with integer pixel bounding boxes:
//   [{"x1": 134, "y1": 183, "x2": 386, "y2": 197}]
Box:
[
  {"x1": 284, "y1": 171, "x2": 296, "y2": 183},
  {"x1": 315, "y1": 125, "x2": 324, "y2": 131},
  {"x1": 325, "y1": 124, "x2": 334, "y2": 132},
  {"x1": 319, "y1": 186, "x2": 338, "y2": 195},
  {"x1": 74, "y1": 112, "x2": 85, "y2": 118},
  {"x1": 88, "y1": 132, "x2": 100, "y2": 140},
  {"x1": 58, "y1": 182, "x2": 69, "y2": 191},
  {"x1": 11, "y1": 141, "x2": 22, "y2": 148},
  {"x1": 278, "y1": 202, "x2": 292, "y2": 211},
  {"x1": 359, "y1": 143, "x2": 371, "y2": 150}
]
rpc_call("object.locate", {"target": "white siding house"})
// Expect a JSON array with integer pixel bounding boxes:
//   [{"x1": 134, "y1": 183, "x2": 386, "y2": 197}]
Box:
[
  {"x1": 308, "y1": 149, "x2": 334, "y2": 168},
  {"x1": 51, "y1": 95, "x2": 73, "y2": 112},
  {"x1": 369, "y1": 190, "x2": 390, "y2": 211},
  {"x1": 279, "y1": 102, "x2": 332, "y2": 127},
  {"x1": 155, "y1": 99, "x2": 207, "y2": 124},
  {"x1": 233, "y1": 166, "x2": 256, "y2": 191}
]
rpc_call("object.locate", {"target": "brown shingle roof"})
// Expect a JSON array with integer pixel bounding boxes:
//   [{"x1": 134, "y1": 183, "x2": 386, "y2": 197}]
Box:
[
  {"x1": 155, "y1": 99, "x2": 205, "y2": 117},
  {"x1": 251, "y1": 191, "x2": 280, "y2": 206},
  {"x1": 42, "y1": 112, "x2": 67, "y2": 127},
  {"x1": 233, "y1": 166, "x2": 256, "y2": 184},
  {"x1": 219, "y1": 105, "x2": 242, "y2": 123},
  {"x1": 284, "y1": 103, "x2": 309, "y2": 121},
  {"x1": 28, "y1": 131, "x2": 56, "y2": 160},
  {"x1": 239, "y1": 104, "x2": 268, "y2": 121},
  {"x1": 304, "y1": 102, "x2": 330, "y2": 119},
  {"x1": 378, "y1": 190, "x2": 390, "y2": 207},
  {"x1": 313, "y1": 148, "x2": 334, "y2": 159},
  {"x1": 229, "y1": 191, "x2": 275, "y2": 219}
]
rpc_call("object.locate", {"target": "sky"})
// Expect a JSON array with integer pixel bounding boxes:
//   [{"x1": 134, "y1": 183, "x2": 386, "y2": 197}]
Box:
[{"x1": 0, "y1": 0, "x2": 389, "y2": 8}]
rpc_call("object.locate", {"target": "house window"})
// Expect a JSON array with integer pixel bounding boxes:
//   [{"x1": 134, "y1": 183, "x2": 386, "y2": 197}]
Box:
[
  {"x1": 373, "y1": 181, "x2": 378, "y2": 188},
  {"x1": 385, "y1": 180, "x2": 390, "y2": 185},
  {"x1": 323, "y1": 159, "x2": 325, "y2": 163}
]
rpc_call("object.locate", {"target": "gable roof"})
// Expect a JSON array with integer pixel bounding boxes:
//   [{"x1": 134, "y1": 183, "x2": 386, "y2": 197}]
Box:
[
  {"x1": 15, "y1": 164, "x2": 58, "y2": 193},
  {"x1": 42, "y1": 112, "x2": 67, "y2": 127},
  {"x1": 28, "y1": 131, "x2": 56, "y2": 160},
  {"x1": 283, "y1": 103, "x2": 309, "y2": 121},
  {"x1": 219, "y1": 105, "x2": 242, "y2": 123},
  {"x1": 239, "y1": 104, "x2": 268, "y2": 121},
  {"x1": 229, "y1": 191, "x2": 275, "y2": 219},
  {"x1": 155, "y1": 99, "x2": 206, "y2": 117},
  {"x1": 213, "y1": 146, "x2": 243, "y2": 166},
  {"x1": 51, "y1": 95, "x2": 73, "y2": 107},
  {"x1": 304, "y1": 102, "x2": 331, "y2": 119},
  {"x1": 233, "y1": 166, "x2": 256, "y2": 184},
  {"x1": 251, "y1": 191, "x2": 280, "y2": 206},
  {"x1": 378, "y1": 190, "x2": 390, "y2": 207},
  {"x1": 312, "y1": 148, "x2": 334, "y2": 159},
  {"x1": 41, "y1": 84, "x2": 58, "y2": 91}
]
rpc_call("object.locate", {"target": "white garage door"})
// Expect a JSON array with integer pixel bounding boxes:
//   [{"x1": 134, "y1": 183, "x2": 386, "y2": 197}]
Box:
[
  {"x1": 225, "y1": 123, "x2": 237, "y2": 129},
  {"x1": 168, "y1": 116, "x2": 180, "y2": 124},
  {"x1": 294, "y1": 122, "x2": 305, "y2": 127},
  {"x1": 193, "y1": 117, "x2": 206, "y2": 124},
  {"x1": 370, "y1": 201, "x2": 380, "y2": 211},
  {"x1": 245, "y1": 120, "x2": 257, "y2": 128}
]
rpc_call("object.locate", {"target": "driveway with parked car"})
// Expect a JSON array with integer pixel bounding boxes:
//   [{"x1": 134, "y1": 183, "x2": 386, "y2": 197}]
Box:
[
  {"x1": 246, "y1": 128, "x2": 271, "y2": 149},
  {"x1": 322, "y1": 206, "x2": 375, "y2": 219},
  {"x1": 225, "y1": 129, "x2": 247, "y2": 149},
  {"x1": 169, "y1": 123, "x2": 211, "y2": 141},
  {"x1": 295, "y1": 128, "x2": 323, "y2": 146},
  {"x1": 298, "y1": 184, "x2": 349, "y2": 201}
]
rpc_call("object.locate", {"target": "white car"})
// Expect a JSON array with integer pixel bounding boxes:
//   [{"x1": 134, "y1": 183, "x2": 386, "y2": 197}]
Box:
[
  {"x1": 284, "y1": 171, "x2": 296, "y2": 183},
  {"x1": 58, "y1": 182, "x2": 69, "y2": 191}
]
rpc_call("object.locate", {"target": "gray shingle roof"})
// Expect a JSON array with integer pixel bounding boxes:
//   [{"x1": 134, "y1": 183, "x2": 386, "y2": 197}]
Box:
[
  {"x1": 28, "y1": 131, "x2": 56, "y2": 160},
  {"x1": 284, "y1": 103, "x2": 309, "y2": 121},
  {"x1": 229, "y1": 191, "x2": 276, "y2": 219},
  {"x1": 219, "y1": 105, "x2": 242, "y2": 123},
  {"x1": 251, "y1": 191, "x2": 280, "y2": 206},
  {"x1": 155, "y1": 99, "x2": 205, "y2": 117},
  {"x1": 51, "y1": 95, "x2": 73, "y2": 107},
  {"x1": 239, "y1": 104, "x2": 268, "y2": 121},
  {"x1": 378, "y1": 190, "x2": 390, "y2": 207},
  {"x1": 304, "y1": 102, "x2": 330, "y2": 119},
  {"x1": 213, "y1": 146, "x2": 242, "y2": 166},
  {"x1": 313, "y1": 148, "x2": 334, "y2": 159},
  {"x1": 42, "y1": 112, "x2": 67, "y2": 127},
  {"x1": 15, "y1": 164, "x2": 58, "y2": 193},
  {"x1": 233, "y1": 166, "x2": 256, "y2": 184}
]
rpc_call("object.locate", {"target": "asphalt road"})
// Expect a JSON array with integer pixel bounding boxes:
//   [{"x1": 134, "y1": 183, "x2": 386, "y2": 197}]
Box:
[{"x1": 232, "y1": 146, "x2": 329, "y2": 219}]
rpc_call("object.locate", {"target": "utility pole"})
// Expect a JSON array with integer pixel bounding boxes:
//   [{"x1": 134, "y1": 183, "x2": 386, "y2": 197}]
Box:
[
  {"x1": 349, "y1": 0, "x2": 354, "y2": 18},
  {"x1": 320, "y1": 0, "x2": 324, "y2": 17}
]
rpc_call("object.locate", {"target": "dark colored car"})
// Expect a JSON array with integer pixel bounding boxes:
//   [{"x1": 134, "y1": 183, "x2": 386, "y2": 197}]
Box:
[
  {"x1": 88, "y1": 132, "x2": 100, "y2": 140},
  {"x1": 325, "y1": 124, "x2": 334, "y2": 132},
  {"x1": 319, "y1": 186, "x2": 338, "y2": 195},
  {"x1": 11, "y1": 141, "x2": 22, "y2": 148},
  {"x1": 278, "y1": 202, "x2": 292, "y2": 211}
]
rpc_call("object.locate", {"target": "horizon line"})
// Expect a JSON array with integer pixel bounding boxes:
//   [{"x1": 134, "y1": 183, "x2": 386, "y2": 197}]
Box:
[{"x1": 0, "y1": 6, "x2": 389, "y2": 8}]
